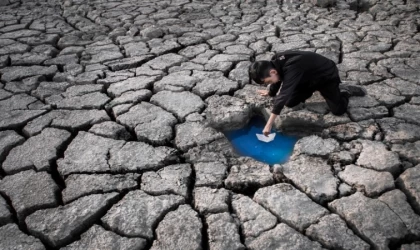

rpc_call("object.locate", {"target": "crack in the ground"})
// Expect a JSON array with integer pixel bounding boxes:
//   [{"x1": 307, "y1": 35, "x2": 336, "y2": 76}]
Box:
[
  {"x1": 0, "y1": 192, "x2": 23, "y2": 229},
  {"x1": 395, "y1": 183, "x2": 420, "y2": 217},
  {"x1": 142, "y1": 202, "x2": 185, "y2": 250},
  {"x1": 48, "y1": 133, "x2": 74, "y2": 205},
  {"x1": 327, "y1": 204, "x2": 376, "y2": 249},
  {"x1": 1, "y1": 0, "x2": 420, "y2": 248},
  {"x1": 197, "y1": 213, "x2": 211, "y2": 250},
  {"x1": 265, "y1": 171, "x2": 374, "y2": 247},
  {"x1": 377, "y1": 198, "x2": 420, "y2": 249},
  {"x1": 50, "y1": 190, "x2": 126, "y2": 250},
  {"x1": 336, "y1": 36, "x2": 344, "y2": 64}
]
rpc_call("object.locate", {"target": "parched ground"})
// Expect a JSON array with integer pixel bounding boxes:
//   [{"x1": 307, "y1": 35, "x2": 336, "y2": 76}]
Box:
[{"x1": 0, "y1": 0, "x2": 420, "y2": 249}]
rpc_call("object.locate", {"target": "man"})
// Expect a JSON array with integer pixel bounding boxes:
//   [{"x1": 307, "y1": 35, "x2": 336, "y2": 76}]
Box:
[{"x1": 249, "y1": 50, "x2": 366, "y2": 136}]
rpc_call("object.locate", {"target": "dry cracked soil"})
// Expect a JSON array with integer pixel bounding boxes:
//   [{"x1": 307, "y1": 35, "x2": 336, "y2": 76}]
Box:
[{"x1": 0, "y1": 0, "x2": 420, "y2": 249}]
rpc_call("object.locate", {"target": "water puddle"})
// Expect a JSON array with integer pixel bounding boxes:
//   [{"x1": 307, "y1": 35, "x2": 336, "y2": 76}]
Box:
[{"x1": 224, "y1": 116, "x2": 299, "y2": 165}]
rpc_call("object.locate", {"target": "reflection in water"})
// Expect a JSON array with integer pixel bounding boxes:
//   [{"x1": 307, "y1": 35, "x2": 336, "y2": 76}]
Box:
[{"x1": 224, "y1": 116, "x2": 299, "y2": 165}]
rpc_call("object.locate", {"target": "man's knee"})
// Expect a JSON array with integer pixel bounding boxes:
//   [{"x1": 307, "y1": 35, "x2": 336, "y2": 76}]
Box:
[
  {"x1": 285, "y1": 99, "x2": 302, "y2": 108},
  {"x1": 285, "y1": 92, "x2": 313, "y2": 108},
  {"x1": 331, "y1": 107, "x2": 347, "y2": 116},
  {"x1": 285, "y1": 102, "x2": 295, "y2": 108}
]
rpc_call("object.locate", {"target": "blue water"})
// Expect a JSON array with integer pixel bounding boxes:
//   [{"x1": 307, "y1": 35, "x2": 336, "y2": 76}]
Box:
[{"x1": 224, "y1": 116, "x2": 299, "y2": 165}]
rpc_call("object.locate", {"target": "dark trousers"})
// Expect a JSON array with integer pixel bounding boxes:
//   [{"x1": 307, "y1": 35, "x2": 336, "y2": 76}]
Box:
[{"x1": 285, "y1": 76, "x2": 349, "y2": 116}]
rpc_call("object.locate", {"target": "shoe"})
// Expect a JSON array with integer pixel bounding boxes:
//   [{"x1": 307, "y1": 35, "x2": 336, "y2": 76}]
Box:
[
  {"x1": 340, "y1": 90, "x2": 351, "y2": 99},
  {"x1": 340, "y1": 84, "x2": 366, "y2": 97}
]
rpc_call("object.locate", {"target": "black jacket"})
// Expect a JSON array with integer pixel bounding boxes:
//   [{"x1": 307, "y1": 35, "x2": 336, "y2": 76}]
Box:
[{"x1": 268, "y1": 51, "x2": 338, "y2": 115}]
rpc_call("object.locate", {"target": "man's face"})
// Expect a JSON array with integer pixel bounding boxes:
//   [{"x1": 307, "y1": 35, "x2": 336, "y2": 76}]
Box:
[{"x1": 261, "y1": 69, "x2": 279, "y2": 85}]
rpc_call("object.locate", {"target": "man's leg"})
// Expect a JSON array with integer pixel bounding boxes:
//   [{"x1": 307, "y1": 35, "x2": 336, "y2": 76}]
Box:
[{"x1": 318, "y1": 77, "x2": 349, "y2": 116}]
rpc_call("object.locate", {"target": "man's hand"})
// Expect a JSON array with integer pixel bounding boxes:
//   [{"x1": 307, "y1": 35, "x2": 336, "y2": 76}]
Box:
[
  {"x1": 263, "y1": 123, "x2": 272, "y2": 136},
  {"x1": 263, "y1": 113, "x2": 278, "y2": 136},
  {"x1": 257, "y1": 90, "x2": 269, "y2": 96}
]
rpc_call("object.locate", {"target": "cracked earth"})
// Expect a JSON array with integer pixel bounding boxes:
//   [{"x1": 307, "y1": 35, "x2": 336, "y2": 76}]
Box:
[{"x1": 0, "y1": 0, "x2": 420, "y2": 249}]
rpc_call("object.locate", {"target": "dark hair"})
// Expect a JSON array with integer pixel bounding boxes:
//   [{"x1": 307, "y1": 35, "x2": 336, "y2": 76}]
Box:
[{"x1": 249, "y1": 61, "x2": 274, "y2": 84}]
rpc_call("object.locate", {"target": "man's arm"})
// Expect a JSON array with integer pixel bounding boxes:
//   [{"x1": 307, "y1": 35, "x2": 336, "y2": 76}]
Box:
[
  {"x1": 271, "y1": 68, "x2": 302, "y2": 115},
  {"x1": 268, "y1": 82, "x2": 281, "y2": 97},
  {"x1": 263, "y1": 113, "x2": 278, "y2": 136},
  {"x1": 263, "y1": 67, "x2": 303, "y2": 136}
]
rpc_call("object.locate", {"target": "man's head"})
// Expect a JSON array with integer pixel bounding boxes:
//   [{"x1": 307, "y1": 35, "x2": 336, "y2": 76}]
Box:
[{"x1": 249, "y1": 61, "x2": 280, "y2": 85}]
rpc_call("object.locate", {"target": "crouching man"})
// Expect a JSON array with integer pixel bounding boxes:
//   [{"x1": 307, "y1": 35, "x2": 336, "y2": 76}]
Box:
[{"x1": 249, "y1": 50, "x2": 365, "y2": 136}]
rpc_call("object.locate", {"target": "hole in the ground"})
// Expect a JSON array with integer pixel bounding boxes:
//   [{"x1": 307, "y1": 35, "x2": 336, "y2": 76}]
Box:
[{"x1": 223, "y1": 115, "x2": 299, "y2": 165}]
